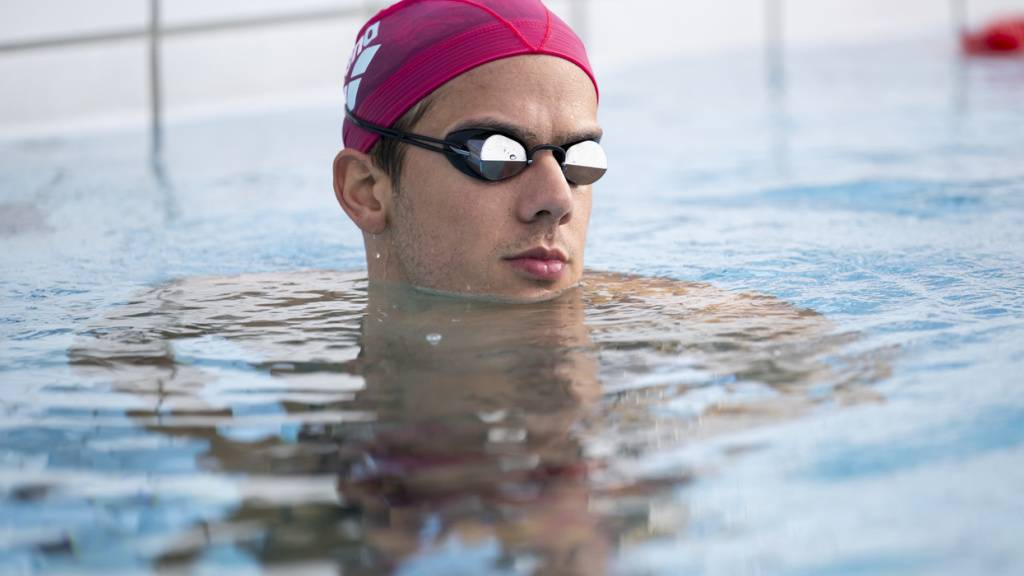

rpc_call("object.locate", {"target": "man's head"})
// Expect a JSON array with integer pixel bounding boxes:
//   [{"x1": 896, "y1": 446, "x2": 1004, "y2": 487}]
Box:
[{"x1": 332, "y1": 0, "x2": 603, "y2": 302}]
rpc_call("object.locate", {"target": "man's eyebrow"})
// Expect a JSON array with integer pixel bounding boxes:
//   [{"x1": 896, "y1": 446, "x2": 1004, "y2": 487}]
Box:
[{"x1": 449, "y1": 118, "x2": 603, "y2": 146}]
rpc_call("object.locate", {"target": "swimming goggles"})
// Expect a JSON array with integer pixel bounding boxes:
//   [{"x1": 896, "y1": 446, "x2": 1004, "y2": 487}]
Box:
[{"x1": 347, "y1": 111, "x2": 607, "y2": 185}]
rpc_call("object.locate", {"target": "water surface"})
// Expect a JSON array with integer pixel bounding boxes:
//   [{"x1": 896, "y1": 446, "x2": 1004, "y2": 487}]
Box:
[{"x1": 2, "y1": 40, "x2": 1024, "y2": 574}]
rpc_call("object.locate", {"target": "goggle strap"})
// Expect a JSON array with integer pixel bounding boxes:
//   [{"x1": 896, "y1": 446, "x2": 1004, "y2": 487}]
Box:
[{"x1": 347, "y1": 110, "x2": 464, "y2": 156}]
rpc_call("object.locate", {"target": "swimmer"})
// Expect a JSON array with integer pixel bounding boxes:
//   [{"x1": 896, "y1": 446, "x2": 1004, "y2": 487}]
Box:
[
  {"x1": 62, "y1": 1, "x2": 889, "y2": 570},
  {"x1": 332, "y1": 0, "x2": 605, "y2": 302}
]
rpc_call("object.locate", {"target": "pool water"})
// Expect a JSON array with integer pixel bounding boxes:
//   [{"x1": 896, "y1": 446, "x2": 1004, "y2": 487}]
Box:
[{"x1": 2, "y1": 40, "x2": 1024, "y2": 574}]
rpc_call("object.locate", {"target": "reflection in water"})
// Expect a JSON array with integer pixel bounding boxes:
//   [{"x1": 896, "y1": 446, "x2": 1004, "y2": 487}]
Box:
[{"x1": 62, "y1": 270, "x2": 886, "y2": 573}]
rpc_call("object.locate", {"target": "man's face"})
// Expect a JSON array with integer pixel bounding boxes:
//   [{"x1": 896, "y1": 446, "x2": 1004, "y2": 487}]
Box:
[{"x1": 381, "y1": 55, "x2": 600, "y2": 301}]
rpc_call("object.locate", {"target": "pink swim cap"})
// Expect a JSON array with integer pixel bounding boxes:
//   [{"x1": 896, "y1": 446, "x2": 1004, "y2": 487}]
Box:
[{"x1": 342, "y1": 0, "x2": 598, "y2": 153}]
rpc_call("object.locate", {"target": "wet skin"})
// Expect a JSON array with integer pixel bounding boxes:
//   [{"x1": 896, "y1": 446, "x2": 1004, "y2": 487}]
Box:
[{"x1": 333, "y1": 55, "x2": 600, "y2": 302}]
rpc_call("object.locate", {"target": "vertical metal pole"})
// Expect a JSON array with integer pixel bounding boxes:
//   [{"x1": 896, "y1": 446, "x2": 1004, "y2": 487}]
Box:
[
  {"x1": 149, "y1": 0, "x2": 163, "y2": 159},
  {"x1": 952, "y1": 0, "x2": 968, "y2": 117},
  {"x1": 952, "y1": 0, "x2": 967, "y2": 38},
  {"x1": 764, "y1": 0, "x2": 789, "y2": 179},
  {"x1": 148, "y1": 0, "x2": 177, "y2": 223},
  {"x1": 569, "y1": 0, "x2": 588, "y2": 47},
  {"x1": 765, "y1": 0, "x2": 784, "y2": 92}
]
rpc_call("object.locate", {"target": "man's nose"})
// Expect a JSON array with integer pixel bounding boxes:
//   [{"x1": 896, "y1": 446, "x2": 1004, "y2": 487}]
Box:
[{"x1": 515, "y1": 150, "x2": 573, "y2": 225}]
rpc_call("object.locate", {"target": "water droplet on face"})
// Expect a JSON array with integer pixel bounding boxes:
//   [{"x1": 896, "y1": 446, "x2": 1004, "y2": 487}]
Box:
[{"x1": 425, "y1": 333, "x2": 442, "y2": 346}]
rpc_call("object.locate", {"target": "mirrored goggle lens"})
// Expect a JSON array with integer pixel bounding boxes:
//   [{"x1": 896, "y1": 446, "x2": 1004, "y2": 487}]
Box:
[
  {"x1": 468, "y1": 133, "x2": 528, "y2": 181},
  {"x1": 562, "y1": 140, "x2": 607, "y2": 185},
  {"x1": 464, "y1": 134, "x2": 608, "y2": 185}
]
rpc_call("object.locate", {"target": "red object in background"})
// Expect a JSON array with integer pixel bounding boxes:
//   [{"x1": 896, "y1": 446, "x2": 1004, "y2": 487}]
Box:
[{"x1": 962, "y1": 16, "x2": 1024, "y2": 55}]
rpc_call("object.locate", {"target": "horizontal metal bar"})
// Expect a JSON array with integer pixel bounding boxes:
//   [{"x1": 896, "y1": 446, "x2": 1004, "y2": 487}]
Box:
[
  {"x1": 0, "y1": 5, "x2": 380, "y2": 54},
  {"x1": 0, "y1": 28, "x2": 143, "y2": 52}
]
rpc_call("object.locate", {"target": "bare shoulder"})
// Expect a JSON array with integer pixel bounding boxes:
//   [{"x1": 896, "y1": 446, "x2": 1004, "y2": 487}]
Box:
[
  {"x1": 579, "y1": 270, "x2": 887, "y2": 428},
  {"x1": 580, "y1": 270, "x2": 827, "y2": 332}
]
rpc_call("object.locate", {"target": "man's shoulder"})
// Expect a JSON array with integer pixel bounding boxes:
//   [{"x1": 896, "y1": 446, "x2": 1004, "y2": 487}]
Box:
[{"x1": 580, "y1": 270, "x2": 821, "y2": 321}]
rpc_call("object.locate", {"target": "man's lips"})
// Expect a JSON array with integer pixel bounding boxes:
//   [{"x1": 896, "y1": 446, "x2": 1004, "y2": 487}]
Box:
[{"x1": 504, "y1": 247, "x2": 569, "y2": 282}]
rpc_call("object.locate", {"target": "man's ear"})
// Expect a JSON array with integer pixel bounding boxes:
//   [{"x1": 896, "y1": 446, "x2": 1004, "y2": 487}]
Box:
[{"x1": 333, "y1": 149, "x2": 392, "y2": 234}]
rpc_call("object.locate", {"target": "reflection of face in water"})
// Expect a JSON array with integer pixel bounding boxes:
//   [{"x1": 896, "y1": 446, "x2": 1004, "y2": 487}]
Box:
[{"x1": 64, "y1": 270, "x2": 885, "y2": 573}]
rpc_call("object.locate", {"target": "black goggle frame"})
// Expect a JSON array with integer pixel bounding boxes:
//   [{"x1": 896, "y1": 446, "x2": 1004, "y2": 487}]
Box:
[{"x1": 346, "y1": 110, "x2": 607, "y2": 185}]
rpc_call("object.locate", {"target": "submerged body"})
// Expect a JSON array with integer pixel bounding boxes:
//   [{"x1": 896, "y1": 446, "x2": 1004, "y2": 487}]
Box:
[{"x1": 66, "y1": 269, "x2": 883, "y2": 573}]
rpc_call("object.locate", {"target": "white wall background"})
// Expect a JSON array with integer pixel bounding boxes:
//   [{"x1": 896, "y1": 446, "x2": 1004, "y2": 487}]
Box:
[{"x1": 0, "y1": 0, "x2": 1021, "y2": 135}]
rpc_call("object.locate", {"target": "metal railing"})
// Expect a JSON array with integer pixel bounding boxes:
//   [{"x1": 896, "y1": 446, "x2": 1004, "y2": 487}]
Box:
[
  {"x1": 0, "y1": 1, "x2": 387, "y2": 157},
  {"x1": 762, "y1": 0, "x2": 971, "y2": 86},
  {"x1": 0, "y1": 0, "x2": 970, "y2": 159}
]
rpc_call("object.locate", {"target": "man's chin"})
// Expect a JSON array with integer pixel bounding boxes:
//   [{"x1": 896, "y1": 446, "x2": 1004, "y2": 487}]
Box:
[
  {"x1": 409, "y1": 281, "x2": 578, "y2": 304},
  {"x1": 369, "y1": 266, "x2": 582, "y2": 304}
]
